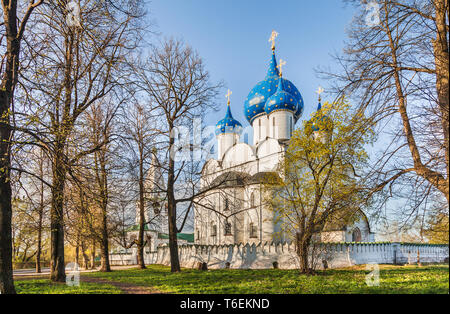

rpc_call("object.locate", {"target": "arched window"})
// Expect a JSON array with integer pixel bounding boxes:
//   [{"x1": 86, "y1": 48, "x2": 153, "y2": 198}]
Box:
[
  {"x1": 250, "y1": 192, "x2": 255, "y2": 208},
  {"x1": 224, "y1": 198, "x2": 229, "y2": 211},
  {"x1": 352, "y1": 228, "x2": 362, "y2": 242},
  {"x1": 211, "y1": 225, "x2": 217, "y2": 237}
]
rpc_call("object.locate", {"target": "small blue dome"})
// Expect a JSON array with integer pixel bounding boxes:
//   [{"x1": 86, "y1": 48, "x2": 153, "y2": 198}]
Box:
[
  {"x1": 244, "y1": 51, "x2": 304, "y2": 124},
  {"x1": 264, "y1": 77, "x2": 298, "y2": 115},
  {"x1": 311, "y1": 102, "x2": 332, "y2": 132},
  {"x1": 216, "y1": 104, "x2": 243, "y2": 136}
]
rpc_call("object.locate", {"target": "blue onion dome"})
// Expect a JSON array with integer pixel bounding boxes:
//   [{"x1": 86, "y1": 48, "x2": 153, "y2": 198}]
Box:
[
  {"x1": 244, "y1": 51, "x2": 304, "y2": 124},
  {"x1": 215, "y1": 102, "x2": 243, "y2": 136},
  {"x1": 243, "y1": 51, "x2": 280, "y2": 124},
  {"x1": 264, "y1": 76, "x2": 298, "y2": 115},
  {"x1": 311, "y1": 102, "x2": 332, "y2": 132}
]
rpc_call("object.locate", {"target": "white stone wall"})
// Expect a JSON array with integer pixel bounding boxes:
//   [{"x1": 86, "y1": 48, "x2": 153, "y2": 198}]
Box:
[{"x1": 110, "y1": 242, "x2": 449, "y2": 269}]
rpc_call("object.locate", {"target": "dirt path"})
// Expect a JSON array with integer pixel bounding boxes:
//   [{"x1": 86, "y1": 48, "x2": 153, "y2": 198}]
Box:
[{"x1": 80, "y1": 276, "x2": 162, "y2": 294}]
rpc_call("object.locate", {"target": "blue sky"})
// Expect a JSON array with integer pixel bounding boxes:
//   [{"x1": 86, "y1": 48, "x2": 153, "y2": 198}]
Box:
[
  {"x1": 148, "y1": 1, "x2": 414, "y2": 237},
  {"x1": 149, "y1": 0, "x2": 358, "y2": 127}
]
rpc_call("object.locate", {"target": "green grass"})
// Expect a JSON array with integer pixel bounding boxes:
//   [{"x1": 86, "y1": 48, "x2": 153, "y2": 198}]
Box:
[
  {"x1": 15, "y1": 279, "x2": 121, "y2": 294},
  {"x1": 85, "y1": 264, "x2": 449, "y2": 294}
]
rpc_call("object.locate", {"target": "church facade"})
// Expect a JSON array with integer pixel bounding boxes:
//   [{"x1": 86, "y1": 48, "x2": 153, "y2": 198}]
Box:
[{"x1": 194, "y1": 32, "x2": 375, "y2": 246}]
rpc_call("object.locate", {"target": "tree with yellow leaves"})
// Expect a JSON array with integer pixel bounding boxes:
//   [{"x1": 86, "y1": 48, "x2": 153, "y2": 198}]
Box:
[{"x1": 265, "y1": 97, "x2": 374, "y2": 274}]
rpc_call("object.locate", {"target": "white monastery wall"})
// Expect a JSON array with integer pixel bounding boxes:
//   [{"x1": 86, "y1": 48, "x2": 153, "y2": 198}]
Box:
[{"x1": 110, "y1": 242, "x2": 449, "y2": 269}]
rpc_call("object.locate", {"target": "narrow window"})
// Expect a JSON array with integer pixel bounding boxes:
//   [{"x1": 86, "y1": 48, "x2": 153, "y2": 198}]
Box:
[
  {"x1": 250, "y1": 192, "x2": 255, "y2": 207},
  {"x1": 258, "y1": 119, "x2": 261, "y2": 140},
  {"x1": 290, "y1": 116, "x2": 293, "y2": 136},
  {"x1": 273, "y1": 117, "x2": 276, "y2": 137},
  {"x1": 249, "y1": 223, "x2": 258, "y2": 238},
  {"x1": 211, "y1": 225, "x2": 217, "y2": 237},
  {"x1": 224, "y1": 222, "x2": 232, "y2": 236},
  {"x1": 224, "y1": 198, "x2": 229, "y2": 211}
]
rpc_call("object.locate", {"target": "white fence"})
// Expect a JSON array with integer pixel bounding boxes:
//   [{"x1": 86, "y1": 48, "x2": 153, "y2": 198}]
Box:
[{"x1": 110, "y1": 242, "x2": 449, "y2": 269}]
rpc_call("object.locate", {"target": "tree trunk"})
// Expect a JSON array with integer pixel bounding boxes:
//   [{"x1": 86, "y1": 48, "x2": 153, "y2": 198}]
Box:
[
  {"x1": 95, "y1": 135, "x2": 111, "y2": 272},
  {"x1": 0, "y1": 95, "x2": 15, "y2": 292},
  {"x1": 35, "y1": 227, "x2": 42, "y2": 274},
  {"x1": 98, "y1": 173, "x2": 111, "y2": 272},
  {"x1": 75, "y1": 243, "x2": 80, "y2": 266},
  {"x1": 433, "y1": 0, "x2": 450, "y2": 197},
  {"x1": 90, "y1": 240, "x2": 96, "y2": 269},
  {"x1": 36, "y1": 179, "x2": 44, "y2": 274},
  {"x1": 137, "y1": 154, "x2": 146, "y2": 269},
  {"x1": 167, "y1": 134, "x2": 180, "y2": 272},
  {"x1": 99, "y1": 209, "x2": 111, "y2": 272},
  {"x1": 296, "y1": 232, "x2": 312, "y2": 274},
  {"x1": 81, "y1": 241, "x2": 90, "y2": 270},
  {"x1": 99, "y1": 235, "x2": 110, "y2": 272},
  {"x1": 50, "y1": 144, "x2": 66, "y2": 282},
  {"x1": 0, "y1": 163, "x2": 15, "y2": 293},
  {"x1": 0, "y1": 0, "x2": 20, "y2": 295}
]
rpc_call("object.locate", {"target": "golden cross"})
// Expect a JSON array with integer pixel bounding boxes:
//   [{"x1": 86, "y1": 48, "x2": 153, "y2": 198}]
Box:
[
  {"x1": 316, "y1": 86, "x2": 324, "y2": 101},
  {"x1": 277, "y1": 59, "x2": 286, "y2": 76},
  {"x1": 225, "y1": 89, "x2": 232, "y2": 105},
  {"x1": 268, "y1": 30, "x2": 279, "y2": 50}
]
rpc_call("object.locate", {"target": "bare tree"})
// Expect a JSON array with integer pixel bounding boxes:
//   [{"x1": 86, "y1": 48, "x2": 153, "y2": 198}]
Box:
[
  {"x1": 119, "y1": 101, "x2": 159, "y2": 269},
  {"x1": 135, "y1": 39, "x2": 223, "y2": 272},
  {"x1": 320, "y1": 0, "x2": 449, "y2": 224},
  {"x1": 84, "y1": 102, "x2": 117, "y2": 272},
  {"x1": 13, "y1": 0, "x2": 145, "y2": 281},
  {"x1": 0, "y1": 0, "x2": 44, "y2": 294},
  {"x1": 13, "y1": 146, "x2": 50, "y2": 273}
]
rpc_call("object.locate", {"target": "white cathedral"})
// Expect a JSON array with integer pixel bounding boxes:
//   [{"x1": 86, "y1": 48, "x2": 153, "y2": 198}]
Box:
[
  {"x1": 122, "y1": 32, "x2": 375, "y2": 257},
  {"x1": 193, "y1": 32, "x2": 375, "y2": 246}
]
